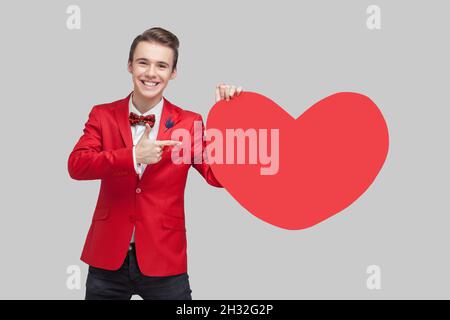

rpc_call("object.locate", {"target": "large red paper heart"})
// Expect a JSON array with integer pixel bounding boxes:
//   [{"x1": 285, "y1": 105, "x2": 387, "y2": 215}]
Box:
[{"x1": 206, "y1": 92, "x2": 389, "y2": 230}]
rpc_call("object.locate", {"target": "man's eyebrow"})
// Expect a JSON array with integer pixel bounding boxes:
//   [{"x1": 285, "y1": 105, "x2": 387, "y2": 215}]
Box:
[{"x1": 135, "y1": 58, "x2": 170, "y2": 66}]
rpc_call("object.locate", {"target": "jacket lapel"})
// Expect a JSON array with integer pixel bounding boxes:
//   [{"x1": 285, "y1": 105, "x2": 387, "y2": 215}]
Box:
[
  {"x1": 114, "y1": 92, "x2": 134, "y2": 149},
  {"x1": 156, "y1": 97, "x2": 181, "y2": 141}
]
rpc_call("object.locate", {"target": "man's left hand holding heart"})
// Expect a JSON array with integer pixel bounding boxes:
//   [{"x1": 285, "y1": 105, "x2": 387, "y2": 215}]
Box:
[{"x1": 215, "y1": 83, "x2": 243, "y2": 102}]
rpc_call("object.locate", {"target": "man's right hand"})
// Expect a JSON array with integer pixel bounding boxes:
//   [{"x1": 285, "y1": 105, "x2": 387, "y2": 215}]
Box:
[{"x1": 135, "y1": 124, "x2": 181, "y2": 165}]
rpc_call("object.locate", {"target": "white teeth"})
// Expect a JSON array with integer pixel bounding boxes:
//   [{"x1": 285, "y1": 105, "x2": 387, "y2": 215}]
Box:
[{"x1": 143, "y1": 81, "x2": 158, "y2": 87}]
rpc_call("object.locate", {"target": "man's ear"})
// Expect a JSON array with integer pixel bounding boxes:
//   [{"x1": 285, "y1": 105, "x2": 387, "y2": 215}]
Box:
[{"x1": 170, "y1": 68, "x2": 177, "y2": 80}]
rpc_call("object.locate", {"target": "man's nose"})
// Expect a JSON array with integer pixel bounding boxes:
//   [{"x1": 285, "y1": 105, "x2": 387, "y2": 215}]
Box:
[{"x1": 146, "y1": 64, "x2": 157, "y2": 77}]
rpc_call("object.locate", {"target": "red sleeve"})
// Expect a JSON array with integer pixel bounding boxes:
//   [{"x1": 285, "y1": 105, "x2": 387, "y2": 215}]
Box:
[
  {"x1": 191, "y1": 114, "x2": 223, "y2": 188},
  {"x1": 68, "y1": 106, "x2": 135, "y2": 180}
]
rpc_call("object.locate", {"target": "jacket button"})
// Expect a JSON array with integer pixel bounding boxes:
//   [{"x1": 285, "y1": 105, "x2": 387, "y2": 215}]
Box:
[{"x1": 136, "y1": 188, "x2": 141, "y2": 194}]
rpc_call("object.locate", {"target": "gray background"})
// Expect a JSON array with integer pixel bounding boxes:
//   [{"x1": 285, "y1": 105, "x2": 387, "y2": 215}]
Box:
[{"x1": 0, "y1": 0, "x2": 448, "y2": 299}]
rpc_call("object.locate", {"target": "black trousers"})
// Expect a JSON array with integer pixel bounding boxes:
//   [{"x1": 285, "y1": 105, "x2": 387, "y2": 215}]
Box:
[{"x1": 85, "y1": 243, "x2": 192, "y2": 300}]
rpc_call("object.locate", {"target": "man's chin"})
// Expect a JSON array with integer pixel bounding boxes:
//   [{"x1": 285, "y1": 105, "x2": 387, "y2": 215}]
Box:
[{"x1": 134, "y1": 87, "x2": 162, "y2": 100}]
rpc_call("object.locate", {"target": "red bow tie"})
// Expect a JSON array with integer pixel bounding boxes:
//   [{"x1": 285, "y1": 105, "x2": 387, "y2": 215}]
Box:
[{"x1": 129, "y1": 112, "x2": 156, "y2": 127}]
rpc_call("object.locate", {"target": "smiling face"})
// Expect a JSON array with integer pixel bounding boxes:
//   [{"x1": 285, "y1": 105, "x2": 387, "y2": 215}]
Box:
[{"x1": 127, "y1": 41, "x2": 177, "y2": 110}]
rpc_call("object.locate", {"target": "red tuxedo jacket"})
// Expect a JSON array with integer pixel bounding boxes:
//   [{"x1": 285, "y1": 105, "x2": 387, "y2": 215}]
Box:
[{"x1": 68, "y1": 92, "x2": 222, "y2": 276}]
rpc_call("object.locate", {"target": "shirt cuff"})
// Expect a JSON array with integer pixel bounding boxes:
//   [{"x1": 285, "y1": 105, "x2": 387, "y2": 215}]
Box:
[{"x1": 132, "y1": 145, "x2": 141, "y2": 175}]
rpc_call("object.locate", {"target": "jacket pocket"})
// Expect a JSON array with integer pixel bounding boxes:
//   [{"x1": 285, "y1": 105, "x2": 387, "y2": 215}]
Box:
[
  {"x1": 162, "y1": 215, "x2": 186, "y2": 232},
  {"x1": 92, "y1": 208, "x2": 110, "y2": 221}
]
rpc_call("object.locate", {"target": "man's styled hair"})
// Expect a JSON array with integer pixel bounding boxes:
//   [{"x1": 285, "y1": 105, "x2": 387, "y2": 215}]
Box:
[{"x1": 128, "y1": 27, "x2": 180, "y2": 70}]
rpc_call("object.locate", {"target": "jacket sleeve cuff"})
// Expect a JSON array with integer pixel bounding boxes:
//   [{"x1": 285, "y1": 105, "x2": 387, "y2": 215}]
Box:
[{"x1": 110, "y1": 147, "x2": 137, "y2": 177}]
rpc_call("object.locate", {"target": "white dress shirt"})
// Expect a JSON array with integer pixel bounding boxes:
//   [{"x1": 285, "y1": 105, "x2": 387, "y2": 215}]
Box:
[{"x1": 129, "y1": 92, "x2": 164, "y2": 243}]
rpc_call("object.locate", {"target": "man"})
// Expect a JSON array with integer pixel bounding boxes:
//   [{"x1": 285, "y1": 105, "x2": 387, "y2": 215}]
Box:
[{"x1": 68, "y1": 27, "x2": 242, "y2": 300}]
